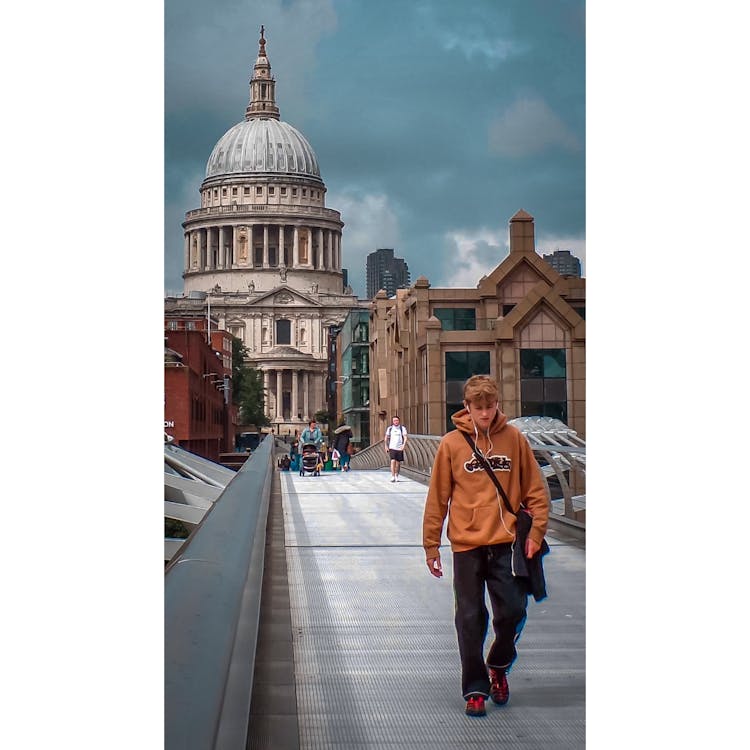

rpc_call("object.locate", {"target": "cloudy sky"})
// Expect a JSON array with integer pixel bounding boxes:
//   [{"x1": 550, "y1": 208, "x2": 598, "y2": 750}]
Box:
[{"x1": 165, "y1": 0, "x2": 585, "y2": 298}]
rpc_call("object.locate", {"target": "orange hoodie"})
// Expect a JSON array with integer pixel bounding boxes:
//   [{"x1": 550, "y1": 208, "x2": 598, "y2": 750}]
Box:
[{"x1": 422, "y1": 407, "x2": 549, "y2": 558}]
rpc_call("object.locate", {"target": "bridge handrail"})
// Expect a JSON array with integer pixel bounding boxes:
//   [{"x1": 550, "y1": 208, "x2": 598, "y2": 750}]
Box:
[
  {"x1": 351, "y1": 433, "x2": 585, "y2": 523},
  {"x1": 164, "y1": 434, "x2": 274, "y2": 750}
]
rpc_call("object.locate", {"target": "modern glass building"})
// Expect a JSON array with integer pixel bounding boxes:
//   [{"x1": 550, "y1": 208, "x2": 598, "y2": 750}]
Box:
[{"x1": 336, "y1": 309, "x2": 371, "y2": 447}]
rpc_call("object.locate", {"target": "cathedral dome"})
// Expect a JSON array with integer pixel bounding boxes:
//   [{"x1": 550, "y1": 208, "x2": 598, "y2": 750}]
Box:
[{"x1": 205, "y1": 118, "x2": 321, "y2": 180}]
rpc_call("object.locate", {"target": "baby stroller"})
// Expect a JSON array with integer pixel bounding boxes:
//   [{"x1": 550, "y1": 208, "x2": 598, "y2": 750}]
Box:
[{"x1": 299, "y1": 443, "x2": 321, "y2": 476}]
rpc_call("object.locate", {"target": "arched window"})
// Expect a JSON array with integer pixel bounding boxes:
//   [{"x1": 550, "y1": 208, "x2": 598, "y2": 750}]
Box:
[{"x1": 276, "y1": 319, "x2": 291, "y2": 345}]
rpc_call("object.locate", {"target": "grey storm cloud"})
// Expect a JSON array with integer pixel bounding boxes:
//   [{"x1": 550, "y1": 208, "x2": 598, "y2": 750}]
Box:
[
  {"x1": 488, "y1": 96, "x2": 582, "y2": 158},
  {"x1": 164, "y1": 0, "x2": 585, "y2": 298}
]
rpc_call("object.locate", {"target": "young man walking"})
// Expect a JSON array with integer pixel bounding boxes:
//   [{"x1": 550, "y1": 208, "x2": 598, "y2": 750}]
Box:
[
  {"x1": 422, "y1": 375, "x2": 549, "y2": 717},
  {"x1": 384, "y1": 415, "x2": 407, "y2": 482}
]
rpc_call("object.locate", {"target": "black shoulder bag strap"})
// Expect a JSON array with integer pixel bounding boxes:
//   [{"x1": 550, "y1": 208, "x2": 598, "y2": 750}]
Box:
[{"x1": 460, "y1": 431, "x2": 517, "y2": 516}]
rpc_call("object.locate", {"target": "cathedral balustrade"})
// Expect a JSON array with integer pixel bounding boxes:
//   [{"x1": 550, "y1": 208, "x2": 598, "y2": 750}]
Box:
[{"x1": 185, "y1": 204, "x2": 342, "y2": 221}]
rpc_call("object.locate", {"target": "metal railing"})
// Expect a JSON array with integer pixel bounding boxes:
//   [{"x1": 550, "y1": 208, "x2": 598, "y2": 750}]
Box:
[
  {"x1": 351, "y1": 431, "x2": 585, "y2": 525},
  {"x1": 164, "y1": 434, "x2": 274, "y2": 750}
]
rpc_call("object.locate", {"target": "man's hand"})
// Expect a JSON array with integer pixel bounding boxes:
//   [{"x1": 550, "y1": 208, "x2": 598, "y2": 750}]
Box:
[
  {"x1": 426, "y1": 554, "x2": 443, "y2": 578},
  {"x1": 525, "y1": 537, "x2": 541, "y2": 559}
]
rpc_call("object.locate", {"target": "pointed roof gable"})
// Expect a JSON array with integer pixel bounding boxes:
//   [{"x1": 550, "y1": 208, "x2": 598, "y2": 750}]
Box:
[
  {"x1": 248, "y1": 285, "x2": 323, "y2": 307},
  {"x1": 478, "y1": 250, "x2": 561, "y2": 297},
  {"x1": 495, "y1": 279, "x2": 585, "y2": 341}
]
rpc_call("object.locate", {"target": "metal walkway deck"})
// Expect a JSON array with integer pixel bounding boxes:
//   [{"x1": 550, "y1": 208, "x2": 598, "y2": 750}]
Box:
[{"x1": 277, "y1": 469, "x2": 585, "y2": 749}]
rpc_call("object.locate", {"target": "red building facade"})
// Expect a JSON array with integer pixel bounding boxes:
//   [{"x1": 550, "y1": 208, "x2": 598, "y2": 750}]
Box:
[{"x1": 164, "y1": 313, "x2": 236, "y2": 461}]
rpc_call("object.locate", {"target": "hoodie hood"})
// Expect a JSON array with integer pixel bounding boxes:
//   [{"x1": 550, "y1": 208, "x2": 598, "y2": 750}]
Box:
[{"x1": 451, "y1": 406, "x2": 508, "y2": 437}]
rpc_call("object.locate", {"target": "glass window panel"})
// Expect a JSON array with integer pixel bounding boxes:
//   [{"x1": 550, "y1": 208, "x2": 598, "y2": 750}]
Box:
[
  {"x1": 543, "y1": 350, "x2": 566, "y2": 378},
  {"x1": 543, "y1": 402, "x2": 567, "y2": 422},
  {"x1": 434, "y1": 309, "x2": 455, "y2": 331},
  {"x1": 544, "y1": 378, "x2": 567, "y2": 401},
  {"x1": 521, "y1": 379, "x2": 544, "y2": 401},
  {"x1": 455, "y1": 309, "x2": 476, "y2": 330},
  {"x1": 467, "y1": 351, "x2": 490, "y2": 375},
  {"x1": 445, "y1": 380, "x2": 465, "y2": 402},
  {"x1": 445, "y1": 351, "x2": 466, "y2": 380},
  {"x1": 446, "y1": 403, "x2": 463, "y2": 432},
  {"x1": 521, "y1": 401, "x2": 543, "y2": 417},
  {"x1": 359, "y1": 349, "x2": 369, "y2": 375},
  {"x1": 520, "y1": 349, "x2": 544, "y2": 378},
  {"x1": 276, "y1": 319, "x2": 291, "y2": 345}
]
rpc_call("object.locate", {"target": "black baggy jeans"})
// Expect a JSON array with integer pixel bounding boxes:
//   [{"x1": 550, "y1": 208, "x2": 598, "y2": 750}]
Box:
[{"x1": 453, "y1": 543, "x2": 529, "y2": 698}]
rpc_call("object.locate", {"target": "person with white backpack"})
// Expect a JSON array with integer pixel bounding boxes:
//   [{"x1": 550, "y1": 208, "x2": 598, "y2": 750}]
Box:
[{"x1": 384, "y1": 415, "x2": 408, "y2": 482}]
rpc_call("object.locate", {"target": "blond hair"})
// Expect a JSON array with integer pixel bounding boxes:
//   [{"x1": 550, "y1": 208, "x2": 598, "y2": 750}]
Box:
[{"x1": 463, "y1": 375, "x2": 499, "y2": 405}]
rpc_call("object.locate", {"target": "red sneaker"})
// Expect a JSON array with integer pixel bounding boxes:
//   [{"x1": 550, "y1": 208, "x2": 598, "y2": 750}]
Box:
[
  {"x1": 488, "y1": 668, "x2": 509, "y2": 705},
  {"x1": 465, "y1": 694, "x2": 486, "y2": 716}
]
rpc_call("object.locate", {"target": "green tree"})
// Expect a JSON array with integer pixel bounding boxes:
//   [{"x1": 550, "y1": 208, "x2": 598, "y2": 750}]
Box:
[{"x1": 231, "y1": 337, "x2": 270, "y2": 427}]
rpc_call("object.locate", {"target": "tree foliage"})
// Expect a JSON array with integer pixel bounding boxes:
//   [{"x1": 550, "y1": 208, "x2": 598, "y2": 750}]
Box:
[{"x1": 232, "y1": 337, "x2": 270, "y2": 427}]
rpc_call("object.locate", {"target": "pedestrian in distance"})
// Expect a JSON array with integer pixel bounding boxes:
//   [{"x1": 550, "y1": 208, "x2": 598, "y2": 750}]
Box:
[
  {"x1": 422, "y1": 375, "x2": 549, "y2": 717},
  {"x1": 333, "y1": 424, "x2": 353, "y2": 472},
  {"x1": 384, "y1": 415, "x2": 407, "y2": 482},
  {"x1": 300, "y1": 420, "x2": 323, "y2": 450}
]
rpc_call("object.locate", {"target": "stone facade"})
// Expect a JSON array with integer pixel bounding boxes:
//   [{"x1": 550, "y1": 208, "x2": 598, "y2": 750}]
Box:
[
  {"x1": 368, "y1": 210, "x2": 586, "y2": 441},
  {"x1": 168, "y1": 29, "x2": 365, "y2": 435}
]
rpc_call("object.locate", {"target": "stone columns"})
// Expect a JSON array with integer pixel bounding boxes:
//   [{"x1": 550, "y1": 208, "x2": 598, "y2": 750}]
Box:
[
  {"x1": 327, "y1": 230, "x2": 333, "y2": 271},
  {"x1": 293, "y1": 226, "x2": 299, "y2": 267},
  {"x1": 279, "y1": 225, "x2": 285, "y2": 267},
  {"x1": 218, "y1": 226, "x2": 225, "y2": 269},
  {"x1": 263, "y1": 225, "x2": 269, "y2": 268},
  {"x1": 184, "y1": 234, "x2": 190, "y2": 273},
  {"x1": 263, "y1": 370, "x2": 270, "y2": 418},
  {"x1": 276, "y1": 370, "x2": 283, "y2": 419},
  {"x1": 207, "y1": 229, "x2": 215, "y2": 270},
  {"x1": 292, "y1": 370, "x2": 299, "y2": 419},
  {"x1": 303, "y1": 371, "x2": 309, "y2": 421},
  {"x1": 317, "y1": 228, "x2": 324, "y2": 270}
]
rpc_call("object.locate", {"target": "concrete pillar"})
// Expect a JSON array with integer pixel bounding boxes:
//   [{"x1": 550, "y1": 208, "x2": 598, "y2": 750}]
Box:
[{"x1": 263, "y1": 224, "x2": 269, "y2": 268}]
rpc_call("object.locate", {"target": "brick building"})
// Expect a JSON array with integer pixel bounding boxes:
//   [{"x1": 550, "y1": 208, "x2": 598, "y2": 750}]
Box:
[
  {"x1": 164, "y1": 312, "x2": 236, "y2": 461},
  {"x1": 368, "y1": 210, "x2": 585, "y2": 440}
]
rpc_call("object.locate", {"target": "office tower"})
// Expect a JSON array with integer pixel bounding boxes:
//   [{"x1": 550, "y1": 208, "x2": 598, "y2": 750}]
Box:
[{"x1": 366, "y1": 248, "x2": 411, "y2": 299}]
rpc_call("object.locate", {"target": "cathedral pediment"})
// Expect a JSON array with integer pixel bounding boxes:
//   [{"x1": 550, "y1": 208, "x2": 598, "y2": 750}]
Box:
[{"x1": 249, "y1": 285, "x2": 323, "y2": 307}]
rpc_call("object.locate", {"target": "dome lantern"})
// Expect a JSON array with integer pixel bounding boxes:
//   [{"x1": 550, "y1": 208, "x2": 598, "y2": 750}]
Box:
[{"x1": 245, "y1": 25, "x2": 280, "y2": 121}]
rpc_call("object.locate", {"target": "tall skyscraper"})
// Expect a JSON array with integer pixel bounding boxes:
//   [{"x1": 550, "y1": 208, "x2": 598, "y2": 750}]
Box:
[
  {"x1": 366, "y1": 248, "x2": 411, "y2": 299},
  {"x1": 541, "y1": 249, "x2": 582, "y2": 277}
]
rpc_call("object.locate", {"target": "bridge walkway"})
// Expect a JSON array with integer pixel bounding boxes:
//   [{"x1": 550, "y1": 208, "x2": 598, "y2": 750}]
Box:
[{"x1": 247, "y1": 468, "x2": 584, "y2": 749}]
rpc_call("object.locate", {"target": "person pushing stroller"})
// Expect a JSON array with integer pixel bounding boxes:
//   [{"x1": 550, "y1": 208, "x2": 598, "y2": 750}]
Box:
[{"x1": 299, "y1": 420, "x2": 324, "y2": 475}]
